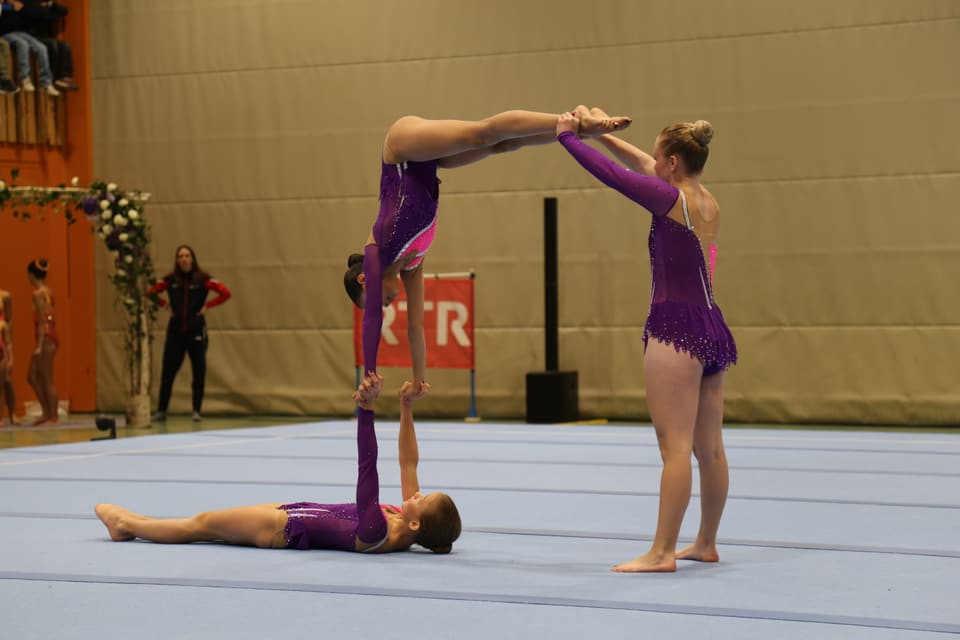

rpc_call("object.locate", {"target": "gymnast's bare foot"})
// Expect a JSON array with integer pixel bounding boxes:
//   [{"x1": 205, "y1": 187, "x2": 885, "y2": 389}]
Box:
[
  {"x1": 578, "y1": 106, "x2": 631, "y2": 137},
  {"x1": 612, "y1": 550, "x2": 676, "y2": 573},
  {"x1": 676, "y1": 543, "x2": 720, "y2": 562},
  {"x1": 95, "y1": 504, "x2": 135, "y2": 541}
]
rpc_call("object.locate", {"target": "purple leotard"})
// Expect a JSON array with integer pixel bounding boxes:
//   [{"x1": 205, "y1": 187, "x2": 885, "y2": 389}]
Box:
[
  {"x1": 278, "y1": 409, "x2": 389, "y2": 551},
  {"x1": 362, "y1": 159, "x2": 441, "y2": 373},
  {"x1": 558, "y1": 131, "x2": 737, "y2": 375}
]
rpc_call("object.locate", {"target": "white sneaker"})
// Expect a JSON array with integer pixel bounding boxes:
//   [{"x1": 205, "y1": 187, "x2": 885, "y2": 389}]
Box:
[
  {"x1": 192, "y1": 412, "x2": 202, "y2": 422},
  {"x1": 21, "y1": 78, "x2": 35, "y2": 92},
  {"x1": 43, "y1": 84, "x2": 60, "y2": 96}
]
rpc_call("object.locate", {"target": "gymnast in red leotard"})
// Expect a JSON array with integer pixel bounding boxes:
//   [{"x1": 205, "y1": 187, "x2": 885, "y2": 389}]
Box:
[
  {"x1": 0, "y1": 288, "x2": 15, "y2": 425},
  {"x1": 27, "y1": 259, "x2": 60, "y2": 426}
]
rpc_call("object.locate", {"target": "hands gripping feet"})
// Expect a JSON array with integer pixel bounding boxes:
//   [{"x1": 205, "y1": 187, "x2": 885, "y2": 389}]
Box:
[{"x1": 574, "y1": 105, "x2": 632, "y2": 137}]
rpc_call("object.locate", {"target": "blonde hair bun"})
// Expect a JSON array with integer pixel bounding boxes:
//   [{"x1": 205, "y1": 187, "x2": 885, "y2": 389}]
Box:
[{"x1": 691, "y1": 120, "x2": 714, "y2": 147}]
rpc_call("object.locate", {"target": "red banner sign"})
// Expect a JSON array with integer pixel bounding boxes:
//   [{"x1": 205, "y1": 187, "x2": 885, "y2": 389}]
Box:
[{"x1": 353, "y1": 276, "x2": 475, "y2": 370}]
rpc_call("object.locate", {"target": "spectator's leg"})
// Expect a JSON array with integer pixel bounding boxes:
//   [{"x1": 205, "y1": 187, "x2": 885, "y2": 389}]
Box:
[
  {"x1": 19, "y1": 33, "x2": 55, "y2": 90},
  {"x1": 49, "y1": 40, "x2": 77, "y2": 90},
  {"x1": 0, "y1": 39, "x2": 12, "y2": 81},
  {"x1": 1, "y1": 34, "x2": 32, "y2": 87},
  {"x1": 39, "y1": 38, "x2": 62, "y2": 79}
]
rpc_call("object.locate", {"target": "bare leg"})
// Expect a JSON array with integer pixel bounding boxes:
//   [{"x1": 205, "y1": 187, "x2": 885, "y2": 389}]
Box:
[
  {"x1": 39, "y1": 346, "x2": 58, "y2": 423},
  {"x1": 437, "y1": 132, "x2": 559, "y2": 169},
  {"x1": 27, "y1": 352, "x2": 48, "y2": 425},
  {"x1": 677, "y1": 371, "x2": 727, "y2": 562},
  {"x1": 384, "y1": 112, "x2": 558, "y2": 164},
  {"x1": 613, "y1": 339, "x2": 702, "y2": 573},
  {"x1": 95, "y1": 503, "x2": 288, "y2": 548},
  {"x1": 3, "y1": 377, "x2": 16, "y2": 424},
  {"x1": 384, "y1": 109, "x2": 631, "y2": 164}
]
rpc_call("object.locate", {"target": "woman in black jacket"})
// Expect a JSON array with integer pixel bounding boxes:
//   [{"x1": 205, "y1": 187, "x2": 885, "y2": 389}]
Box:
[{"x1": 147, "y1": 245, "x2": 231, "y2": 422}]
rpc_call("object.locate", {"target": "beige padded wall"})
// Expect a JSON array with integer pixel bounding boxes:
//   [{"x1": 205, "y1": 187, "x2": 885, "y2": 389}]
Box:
[{"x1": 91, "y1": 0, "x2": 960, "y2": 424}]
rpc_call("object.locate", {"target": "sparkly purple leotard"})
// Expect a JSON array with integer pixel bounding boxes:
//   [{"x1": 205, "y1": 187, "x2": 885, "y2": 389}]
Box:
[
  {"x1": 278, "y1": 409, "x2": 389, "y2": 551},
  {"x1": 362, "y1": 159, "x2": 440, "y2": 372},
  {"x1": 558, "y1": 132, "x2": 737, "y2": 375}
]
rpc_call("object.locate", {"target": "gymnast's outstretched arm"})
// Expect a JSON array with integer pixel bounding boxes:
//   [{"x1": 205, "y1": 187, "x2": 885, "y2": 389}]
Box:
[
  {"x1": 353, "y1": 373, "x2": 388, "y2": 548},
  {"x1": 556, "y1": 120, "x2": 678, "y2": 217},
  {"x1": 399, "y1": 267, "x2": 427, "y2": 388},
  {"x1": 398, "y1": 380, "x2": 429, "y2": 500}
]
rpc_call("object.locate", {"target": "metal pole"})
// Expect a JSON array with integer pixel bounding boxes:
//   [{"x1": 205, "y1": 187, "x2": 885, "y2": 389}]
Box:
[{"x1": 544, "y1": 197, "x2": 558, "y2": 371}]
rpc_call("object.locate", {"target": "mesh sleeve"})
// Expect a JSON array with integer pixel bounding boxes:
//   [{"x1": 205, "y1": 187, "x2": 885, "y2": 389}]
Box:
[
  {"x1": 361, "y1": 243, "x2": 383, "y2": 374},
  {"x1": 558, "y1": 131, "x2": 678, "y2": 217},
  {"x1": 355, "y1": 408, "x2": 387, "y2": 544}
]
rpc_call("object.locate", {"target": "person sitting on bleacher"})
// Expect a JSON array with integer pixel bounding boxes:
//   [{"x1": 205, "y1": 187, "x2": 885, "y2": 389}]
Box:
[
  {"x1": 20, "y1": 0, "x2": 75, "y2": 91},
  {"x1": 0, "y1": 36, "x2": 19, "y2": 94},
  {"x1": 0, "y1": 0, "x2": 59, "y2": 96}
]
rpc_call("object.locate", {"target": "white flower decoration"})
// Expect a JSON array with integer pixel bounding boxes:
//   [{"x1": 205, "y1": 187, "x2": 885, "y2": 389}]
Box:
[
  {"x1": 118, "y1": 233, "x2": 129, "y2": 242},
  {"x1": 113, "y1": 214, "x2": 128, "y2": 227},
  {"x1": 98, "y1": 231, "x2": 106, "y2": 239},
  {"x1": 100, "y1": 200, "x2": 111, "y2": 210},
  {"x1": 128, "y1": 210, "x2": 139, "y2": 220},
  {"x1": 102, "y1": 224, "x2": 113, "y2": 235},
  {"x1": 119, "y1": 198, "x2": 129, "y2": 207},
  {"x1": 116, "y1": 269, "x2": 127, "y2": 277},
  {"x1": 124, "y1": 255, "x2": 133, "y2": 264},
  {"x1": 71, "y1": 176, "x2": 79, "y2": 187},
  {"x1": 107, "y1": 183, "x2": 117, "y2": 192},
  {"x1": 101, "y1": 210, "x2": 111, "y2": 220},
  {"x1": 0, "y1": 180, "x2": 5, "y2": 190}
]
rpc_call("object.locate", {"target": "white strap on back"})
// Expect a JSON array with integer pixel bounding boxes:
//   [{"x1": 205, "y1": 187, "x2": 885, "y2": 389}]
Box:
[
  {"x1": 679, "y1": 190, "x2": 693, "y2": 229},
  {"x1": 360, "y1": 534, "x2": 389, "y2": 553}
]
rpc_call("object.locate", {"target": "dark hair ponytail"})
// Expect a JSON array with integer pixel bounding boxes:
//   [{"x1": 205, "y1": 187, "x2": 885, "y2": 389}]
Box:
[
  {"x1": 343, "y1": 253, "x2": 364, "y2": 308},
  {"x1": 27, "y1": 258, "x2": 49, "y2": 280}
]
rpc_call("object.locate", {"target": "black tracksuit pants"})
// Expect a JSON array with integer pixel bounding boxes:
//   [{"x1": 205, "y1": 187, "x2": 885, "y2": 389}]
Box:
[{"x1": 156, "y1": 321, "x2": 208, "y2": 413}]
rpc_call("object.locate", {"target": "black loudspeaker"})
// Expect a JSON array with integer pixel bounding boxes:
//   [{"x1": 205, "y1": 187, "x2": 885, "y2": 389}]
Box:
[
  {"x1": 525, "y1": 370, "x2": 579, "y2": 423},
  {"x1": 92, "y1": 415, "x2": 117, "y2": 441}
]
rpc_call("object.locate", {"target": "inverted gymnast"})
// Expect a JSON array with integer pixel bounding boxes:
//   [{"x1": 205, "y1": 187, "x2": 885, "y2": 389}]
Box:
[
  {"x1": 343, "y1": 109, "x2": 632, "y2": 390},
  {"x1": 95, "y1": 375, "x2": 462, "y2": 554},
  {"x1": 557, "y1": 108, "x2": 738, "y2": 573}
]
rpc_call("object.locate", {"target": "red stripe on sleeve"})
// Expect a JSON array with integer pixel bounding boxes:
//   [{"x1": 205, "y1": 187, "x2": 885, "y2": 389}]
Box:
[{"x1": 205, "y1": 279, "x2": 232, "y2": 308}]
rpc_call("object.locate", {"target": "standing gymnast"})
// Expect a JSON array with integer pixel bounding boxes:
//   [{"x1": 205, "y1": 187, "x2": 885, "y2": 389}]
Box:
[
  {"x1": 0, "y1": 300, "x2": 10, "y2": 424},
  {"x1": 95, "y1": 375, "x2": 461, "y2": 554},
  {"x1": 26, "y1": 260, "x2": 60, "y2": 426},
  {"x1": 147, "y1": 245, "x2": 232, "y2": 422},
  {"x1": 0, "y1": 287, "x2": 15, "y2": 425},
  {"x1": 557, "y1": 108, "x2": 737, "y2": 573},
  {"x1": 343, "y1": 109, "x2": 632, "y2": 387}
]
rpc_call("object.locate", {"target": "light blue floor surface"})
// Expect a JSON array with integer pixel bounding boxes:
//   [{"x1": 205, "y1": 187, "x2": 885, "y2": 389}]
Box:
[{"x1": 2, "y1": 420, "x2": 958, "y2": 639}]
